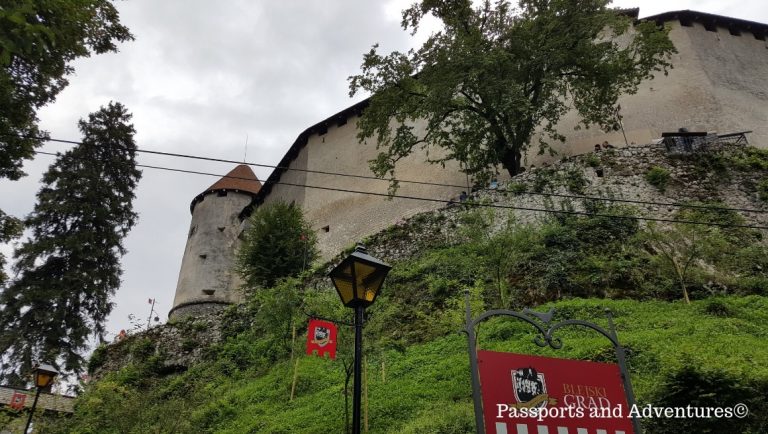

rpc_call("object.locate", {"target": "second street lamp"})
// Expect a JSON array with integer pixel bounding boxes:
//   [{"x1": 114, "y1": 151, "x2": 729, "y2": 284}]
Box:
[
  {"x1": 25, "y1": 363, "x2": 58, "y2": 434},
  {"x1": 329, "y1": 244, "x2": 391, "y2": 434}
]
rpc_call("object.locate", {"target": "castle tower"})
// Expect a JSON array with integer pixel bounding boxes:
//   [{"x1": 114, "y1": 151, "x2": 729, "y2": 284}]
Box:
[{"x1": 169, "y1": 164, "x2": 262, "y2": 319}]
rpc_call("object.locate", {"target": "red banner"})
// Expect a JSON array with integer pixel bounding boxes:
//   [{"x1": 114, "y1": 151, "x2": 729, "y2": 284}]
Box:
[
  {"x1": 306, "y1": 319, "x2": 337, "y2": 359},
  {"x1": 478, "y1": 350, "x2": 634, "y2": 434},
  {"x1": 9, "y1": 391, "x2": 26, "y2": 410}
]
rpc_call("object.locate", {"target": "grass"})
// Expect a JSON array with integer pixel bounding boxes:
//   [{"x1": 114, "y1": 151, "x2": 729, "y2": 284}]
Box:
[{"x1": 43, "y1": 296, "x2": 768, "y2": 433}]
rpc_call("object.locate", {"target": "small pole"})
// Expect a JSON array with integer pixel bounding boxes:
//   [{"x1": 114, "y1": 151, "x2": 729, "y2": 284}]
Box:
[
  {"x1": 290, "y1": 358, "x2": 300, "y2": 401},
  {"x1": 146, "y1": 298, "x2": 156, "y2": 330},
  {"x1": 24, "y1": 388, "x2": 42, "y2": 434},
  {"x1": 352, "y1": 305, "x2": 365, "y2": 434},
  {"x1": 381, "y1": 359, "x2": 386, "y2": 384},
  {"x1": 290, "y1": 323, "x2": 296, "y2": 364}
]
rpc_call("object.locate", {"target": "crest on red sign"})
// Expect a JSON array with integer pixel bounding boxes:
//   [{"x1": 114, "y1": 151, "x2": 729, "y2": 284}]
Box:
[
  {"x1": 306, "y1": 319, "x2": 337, "y2": 359},
  {"x1": 478, "y1": 350, "x2": 634, "y2": 434},
  {"x1": 9, "y1": 391, "x2": 26, "y2": 410}
]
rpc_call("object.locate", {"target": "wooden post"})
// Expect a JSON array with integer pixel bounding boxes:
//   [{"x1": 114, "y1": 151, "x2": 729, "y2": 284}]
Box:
[
  {"x1": 290, "y1": 358, "x2": 300, "y2": 401},
  {"x1": 289, "y1": 323, "x2": 296, "y2": 364},
  {"x1": 381, "y1": 358, "x2": 386, "y2": 384}
]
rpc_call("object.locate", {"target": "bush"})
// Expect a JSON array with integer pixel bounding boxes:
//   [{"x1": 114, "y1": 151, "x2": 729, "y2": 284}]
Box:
[
  {"x1": 507, "y1": 182, "x2": 527, "y2": 195},
  {"x1": 88, "y1": 344, "x2": 108, "y2": 374},
  {"x1": 564, "y1": 168, "x2": 588, "y2": 194},
  {"x1": 646, "y1": 366, "x2": 768, "y2": 434},
  {"x1": 236, "y1": 201, "x2": 318, "y2": 290},
  {"x1": 645, "y1": 166, "x2": 671, "y2": 191},
  {"x1": 758, "y1": 179, "x2": 768, "y2": 202},
  {"x1": 584, "y1": 153, "x2": 601, "y2": 168}
]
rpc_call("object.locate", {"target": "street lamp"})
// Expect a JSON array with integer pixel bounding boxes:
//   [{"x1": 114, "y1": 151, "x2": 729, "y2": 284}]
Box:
[
  {"x1": 329, "y1": 244, "x2": 391, "y2": 434},
  {"x1": 24, "y1": 363, "x2": 58, "y2": 434}
]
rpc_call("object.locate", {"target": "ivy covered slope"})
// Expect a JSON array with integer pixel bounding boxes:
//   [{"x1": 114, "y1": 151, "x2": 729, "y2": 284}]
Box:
[{"x1": 45, "y1": 145, "x2": 768, "y2": 433}]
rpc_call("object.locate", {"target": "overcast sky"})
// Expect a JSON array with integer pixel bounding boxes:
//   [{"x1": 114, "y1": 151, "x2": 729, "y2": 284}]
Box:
[{"x1": 1, "y1": 1, "x2": 767, "y2": 341}]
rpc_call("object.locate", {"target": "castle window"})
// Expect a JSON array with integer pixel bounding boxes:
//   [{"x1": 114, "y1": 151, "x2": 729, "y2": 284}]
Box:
[
  {"x1": 754, "y1": 31, "x2": 766, "y2": 41},
  {"x1": 679, "y1": 18, "x2": 693, "y2": 27},
  {"x1": 217, "y1": 190, "x2": 228, "y2": 197},
  {"x1": 728, "y1": 27, "x2": 741, "y2": 36},
  {"x1": 322, "y1": 225, "x2": 330, "y2": 233},
  {"x1": 703, "y1": 21, "x2": 717, "y2": 32},
  {"x1": 199, "y1": 254, "x2": 207, "y2": 259},
  {"x1": 218, "y1": 226, "x2": 225, "y2": 232}
]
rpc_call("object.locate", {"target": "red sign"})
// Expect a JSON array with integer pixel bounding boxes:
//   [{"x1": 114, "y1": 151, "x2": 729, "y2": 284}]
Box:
[
  {"x1": 9, "y1": 391, "x2": 27, "y2": 410},
  {"x1": 478, "y1": 350, "x2": 634, "y2": 434},
  {"x1": 306, "y1": 319, "x2": 337, "y2": 359}
]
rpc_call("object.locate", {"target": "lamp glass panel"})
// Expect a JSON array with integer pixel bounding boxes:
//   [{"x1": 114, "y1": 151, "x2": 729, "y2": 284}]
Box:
[
  {"x1": 332, "y1": 264, "x2": 355, "y2": 305},
  {"x1": 353, "y1": 262, "x2": 379, "y2": 300},
  {"x1": 363, "y1": 272, "x2": 386, "y2": 303},
  {"x1": 36, "y1": 372, "x2": 52, "y2": 388}
]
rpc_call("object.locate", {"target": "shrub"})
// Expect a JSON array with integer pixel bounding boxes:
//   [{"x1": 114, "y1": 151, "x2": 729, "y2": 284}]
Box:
[
  {"x1": 564, "y1": 168, "x2": 588, "y2": 194},
  {"x1": 507, "y1": 182, "x2": 527, "y2": 195},
  {"x1": 87, "y1": 344, "x2": 108, "y2": 374},
  {"x1": 646, "y1": 366, "x2": 768, "y2": 434},
  {"x1": 130, "y1": 338, "x2": 155, "y2": 361},
  {"x1": 758, "y1": 179, "x2": 768, "y2": 202},
  {"x1": 645, "y1": 166, "x2": 671, "y2": 191},
  {"x1": 584, "y1": 153, "x2": 601, "y2": 168},
  {"x1": 236, "y1": 201, "x2": 318, "y2": 290}
]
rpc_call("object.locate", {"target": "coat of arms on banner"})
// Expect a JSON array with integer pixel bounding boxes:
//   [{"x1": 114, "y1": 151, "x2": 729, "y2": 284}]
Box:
[
  {"x1": 9, "y1": 391, "x2": 26, "y2": 410},
  {"x1": 306, "y1": 319, "x2": 337, "y2": 359},
  {"x1": 511, "y1": 366, "x2": 557, "y2": 408}
]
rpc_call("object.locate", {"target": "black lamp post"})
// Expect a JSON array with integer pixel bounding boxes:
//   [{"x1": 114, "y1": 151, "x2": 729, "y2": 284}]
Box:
[
  {"x1": 25, "y1": 363, "x2": 58, "y2": 433},
  {"x1": 329, "y1": 244, "x2": 391, "y2": 434}
]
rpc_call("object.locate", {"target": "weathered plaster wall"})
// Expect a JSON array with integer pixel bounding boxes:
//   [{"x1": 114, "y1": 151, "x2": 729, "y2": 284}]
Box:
[
  {"x1": 262, "y1": 116, "x2": 470, "y2": 259},
  {"x1": 539, "y1": 20, "x2": 768, "y2": 161},
  {"x1": 170, "y1": 192, "x2": 251, "y2": 318}
]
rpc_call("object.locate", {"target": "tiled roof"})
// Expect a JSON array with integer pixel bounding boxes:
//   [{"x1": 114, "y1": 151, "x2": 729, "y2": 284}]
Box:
[
  {"x1": 203, "y1": 164, "x2": 262, "y2": 196},
  {"x1": 190, "y1": 164, "x2": 262, "y2": 213}
]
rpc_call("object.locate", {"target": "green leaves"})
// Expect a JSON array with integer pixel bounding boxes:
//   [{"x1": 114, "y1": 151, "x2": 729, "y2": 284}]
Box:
[
  {"x1": 0, "y1": 0, "x2": 133, "y2": 181},
  {"x1": 0, "y1": 102, "x2": 141, "y2": 382},
  {"x1": 349, "y1": 0, "x2": 675, "y2": 188},
  {"x1": 236, "y1": 201, "x2": 318, "y2": 291}
]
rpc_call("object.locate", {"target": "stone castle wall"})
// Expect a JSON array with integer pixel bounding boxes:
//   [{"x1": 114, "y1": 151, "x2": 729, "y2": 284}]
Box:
[{"x1": 170, "y1": 191, "x2": 251, "y2": 317}]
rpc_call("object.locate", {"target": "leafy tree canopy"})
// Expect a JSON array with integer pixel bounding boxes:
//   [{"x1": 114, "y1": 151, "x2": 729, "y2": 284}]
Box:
[
  {"x1": 0, "y1": 0, "x2": 133, "y2": 180},
  {"x1": 0, "y1": 102, "x2": 141, "y2": 382},
  {"x1": 349, "y1": 0, "x2": 675, "y2": 186},
  {"x1": 236, "y1": 201, "x2": 318, "y2": 290}
]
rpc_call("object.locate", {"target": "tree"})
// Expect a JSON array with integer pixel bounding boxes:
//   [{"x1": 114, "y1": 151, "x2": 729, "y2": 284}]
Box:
[
  {"x1": 0, "y1": 211, "x2": 22, "y2": 288},
  {"x1": 0, "y1": 102, "x2": 141, "y2": 382},
  {"x1": 236, "y1": 201, "x2": 318, "y2": 290},
  {"x1": 0, "y1": 0, "x2": 133, "y2": 181},
  {"x1": 643, "y1": 222, "x2": 702, "y2": 304},
  {"x1": 349, "y1": 0, "x2": 675, "y2": 186}
]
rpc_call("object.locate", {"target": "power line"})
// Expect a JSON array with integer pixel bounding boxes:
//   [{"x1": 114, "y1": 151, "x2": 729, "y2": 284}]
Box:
[
  {"x1": 32, "y1": 150, "x2": 768, "y2": 230},
  {"x1": 18, "y1": 134, "x2": 768, "y2": 216}
]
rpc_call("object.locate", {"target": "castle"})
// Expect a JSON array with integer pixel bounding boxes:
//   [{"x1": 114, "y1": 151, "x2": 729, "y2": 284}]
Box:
[{"x1": 169, "y1": 9, "x2": 768, "y2": 318}]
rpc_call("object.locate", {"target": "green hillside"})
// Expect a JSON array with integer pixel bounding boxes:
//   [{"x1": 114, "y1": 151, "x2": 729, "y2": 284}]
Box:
[{"x1": 36, "y1": 145, "x2": 768, "y2": 433}]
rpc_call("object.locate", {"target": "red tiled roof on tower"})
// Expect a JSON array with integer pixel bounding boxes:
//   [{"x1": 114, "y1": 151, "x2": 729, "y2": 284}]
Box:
[
  {"x1": 190, "y1": 164, "x2": 262, "y2": 213},
  {"x1": 203, "y1": 164, "x2": 262, "y2": 196}
]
